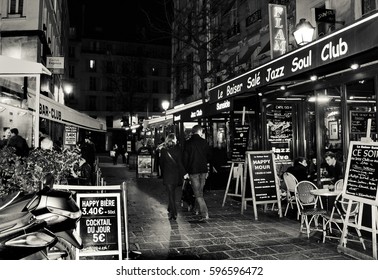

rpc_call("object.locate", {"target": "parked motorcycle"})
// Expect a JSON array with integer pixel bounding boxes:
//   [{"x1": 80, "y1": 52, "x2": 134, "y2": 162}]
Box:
[{"x1": 0, "y1": 174, "x2": 82, "y2": 259}]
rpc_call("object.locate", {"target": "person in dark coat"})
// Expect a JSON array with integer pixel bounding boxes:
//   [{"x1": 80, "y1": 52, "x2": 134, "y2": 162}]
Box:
[
  {"x1": 80, "y1": 136, "x2": 96, "y2": 169},
  {"x1": 6, "y1": 128, "x2": 29, "y2": 157},
  {"x1": 285, "y1": 157, "x2": 309, "y2": 182},
  {"x1": 324, "y1": 151, "x2": 344, "y2": 184},
  {"x1": 183, "y1": 125, "x2": 212, "y2": 221},
  {"x1": 160, "y1": 133, "x2": 187, "y2": 221}
]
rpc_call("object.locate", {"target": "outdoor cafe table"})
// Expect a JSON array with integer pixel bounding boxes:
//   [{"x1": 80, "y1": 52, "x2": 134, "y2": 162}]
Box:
[{"x1": 310, "y1": 188, "x2": 342, "y2": 212}]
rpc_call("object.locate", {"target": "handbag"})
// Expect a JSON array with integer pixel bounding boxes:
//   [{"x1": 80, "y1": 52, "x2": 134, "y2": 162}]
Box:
[{"x1": 110, "y1": 150, "x2": 116, "y2": 157}]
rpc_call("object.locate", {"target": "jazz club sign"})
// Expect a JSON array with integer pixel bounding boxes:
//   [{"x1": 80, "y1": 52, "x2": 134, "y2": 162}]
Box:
[
  {"x1": 269, "y1": 4, "x2": 288, "y2": 59},
  {"x1": 209, "y1": 12, "x2": 378, "y2": 103}
]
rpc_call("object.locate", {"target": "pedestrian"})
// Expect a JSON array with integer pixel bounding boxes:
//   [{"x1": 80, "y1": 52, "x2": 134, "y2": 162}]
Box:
[
  {"x1": 80, "y1": 135, "x2": 96, "y2": 170},
  {"x1": 112, "y1": 143, "x2": 119, "y2": 165},
  {"x1": 183, "y1": 125, "x2": 211, "y2": 221},
  {"x1": 160, "y1": 133, "x2": 187, "y2": 221},
  {"x1": 6, "y1": 128, "x2": 29, "y2": 157}
]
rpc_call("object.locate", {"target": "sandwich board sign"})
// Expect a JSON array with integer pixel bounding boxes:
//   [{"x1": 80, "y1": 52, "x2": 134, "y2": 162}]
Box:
[
  {"x1": 341, "y1": 141, "x2": 378, "y2": 259},
  {"x1": 245, "y1": 150, "x2": 282, "y2": 220},
  {"x1": 76, "y1": 193, "x2": 122, "y2": 260}
]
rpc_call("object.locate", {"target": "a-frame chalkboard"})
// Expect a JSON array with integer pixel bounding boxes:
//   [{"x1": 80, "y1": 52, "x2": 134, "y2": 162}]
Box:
[
  {"x1": 245, "y1": 151, "x2": 282, "y2": 220},
  {"x1": 341, "y1": 141, "x2": 378, "y2": 259}
]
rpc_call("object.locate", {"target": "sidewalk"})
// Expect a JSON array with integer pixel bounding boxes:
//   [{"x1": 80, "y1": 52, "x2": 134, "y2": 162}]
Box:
[{"x1": 98, "y1": 154, "x2": 373, "y2": 260}]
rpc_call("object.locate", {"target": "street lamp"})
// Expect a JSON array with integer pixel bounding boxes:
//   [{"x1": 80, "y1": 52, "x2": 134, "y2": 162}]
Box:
[
  {"x1": 293, "y1": 18, "x2": 315, "y2": 46},
  {"x1": 161, "y1": 100, "x2": 170, "y2": 119}
]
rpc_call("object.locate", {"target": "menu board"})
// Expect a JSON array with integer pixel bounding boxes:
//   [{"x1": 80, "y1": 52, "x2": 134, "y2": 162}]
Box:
[
  {"x1": 350, "y1": 111, "x2": 376, "y2": 134},
  {"x1": 344, "y1": 142, "x2": 378, "y2": 205},
  {"x1": 247, "y1": 151, "x2": 278, "y2": 202},
  {"x1": 76, "y1": 193, "x2": 122, "y2": 260},
  {"x1": 231, "y1": 125, "x2": 250, "y2": 162}
]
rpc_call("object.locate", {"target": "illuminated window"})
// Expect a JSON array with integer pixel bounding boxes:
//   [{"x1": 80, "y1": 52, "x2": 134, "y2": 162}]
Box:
[{"x1": 89, "y1": 59, "x2": 96, "y2": 71}]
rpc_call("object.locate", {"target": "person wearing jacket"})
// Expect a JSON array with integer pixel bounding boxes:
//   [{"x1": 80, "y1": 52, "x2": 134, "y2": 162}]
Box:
[
  {"x1": 183, "y1": 125, "x2": 212, "y2": 221},
  {"x1": 160, "y1": 133, "x2": 187, "y2": 221}
]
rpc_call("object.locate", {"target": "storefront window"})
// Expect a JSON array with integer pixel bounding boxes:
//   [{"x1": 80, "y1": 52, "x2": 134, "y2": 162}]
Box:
[{"x1": 347, "y1": 78, "x2": 376, "y2": 141}]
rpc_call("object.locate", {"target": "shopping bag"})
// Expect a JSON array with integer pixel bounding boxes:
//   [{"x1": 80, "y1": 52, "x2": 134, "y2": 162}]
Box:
[
  {"x1": 110, "y1": 150, "x2": 116, "y2": 157},
  {"x1": 181, "y1": 179, "x2": 195, "y2": 211}
]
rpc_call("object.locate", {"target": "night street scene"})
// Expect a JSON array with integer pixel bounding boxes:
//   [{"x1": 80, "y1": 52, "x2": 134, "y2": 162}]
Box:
[{"x1": 1, "y1": 0, "x2": 378, "y2": 270}]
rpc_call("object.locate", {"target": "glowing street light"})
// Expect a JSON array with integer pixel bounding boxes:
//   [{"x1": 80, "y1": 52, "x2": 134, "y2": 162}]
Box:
[{"x1": 161, "y1": 100, "x2": 170, "y2": 119}]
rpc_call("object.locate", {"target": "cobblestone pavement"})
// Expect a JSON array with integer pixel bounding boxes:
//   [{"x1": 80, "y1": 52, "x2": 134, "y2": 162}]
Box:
[{"x1": 98, "y1": 154, "x2": 373, "y2": 260}]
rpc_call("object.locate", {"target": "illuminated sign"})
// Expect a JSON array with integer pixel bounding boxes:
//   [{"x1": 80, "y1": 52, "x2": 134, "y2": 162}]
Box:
[
  {"x1": 208, "y1": 12, "x2": 378, "y2": 103},
  {"x1": 269, "y1": 4, "x2": 288, "y2": 59}
]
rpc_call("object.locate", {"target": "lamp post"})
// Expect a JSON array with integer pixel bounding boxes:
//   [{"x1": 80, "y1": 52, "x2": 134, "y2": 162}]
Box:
[
  {"x1": 161, "y1": 100, "x2": 170, "y2": 119},
  {"x1": 293, "y1": 18, "x2": 315, "y2": 46}
]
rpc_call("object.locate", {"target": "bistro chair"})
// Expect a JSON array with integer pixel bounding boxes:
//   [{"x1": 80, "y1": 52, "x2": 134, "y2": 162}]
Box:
[
  {"x1": 283, "y1": 172, "x2": 299, "y2": 219},
  {"x1": 322, "y1": 193, "x2": 366, "y2": 250},
  {"x1": 334, "y1": 179, "x2": 344, "y2": 191},
  {"x1": 295, "y1": 180, "x2": 327, "y2": 238}
]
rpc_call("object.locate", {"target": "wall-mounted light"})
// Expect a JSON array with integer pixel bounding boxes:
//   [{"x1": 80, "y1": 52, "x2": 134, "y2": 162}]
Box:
[
  {"x1": 350, "y1": 63, "x2": 359, "y2": 70},
  {"x1": 280, "y1": 85, "x2": 286, "y2": 91},
  {"x1": 161, "y1": 100, "x2": 170, "y2": 119},
  {"x1": 293, "y1": 18, "x2": 315, "y2": 46},
  {"x1": 310, "y1": 75, "x2": 318, "y2": 81},
  {"x1": 258, "y1": 92, "x2": 263, "y2": 96}
]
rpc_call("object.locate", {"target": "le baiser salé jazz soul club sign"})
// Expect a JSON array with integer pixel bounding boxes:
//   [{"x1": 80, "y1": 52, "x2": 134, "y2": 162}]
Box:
[{"x1": 208, "y1": 12, "x2": 378, "y2": 103}]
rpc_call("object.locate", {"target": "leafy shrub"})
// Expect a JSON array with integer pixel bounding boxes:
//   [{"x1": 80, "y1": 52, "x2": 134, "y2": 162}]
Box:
[{"x1": 0, "y1": 147, "x2": 82, "y2": 197}]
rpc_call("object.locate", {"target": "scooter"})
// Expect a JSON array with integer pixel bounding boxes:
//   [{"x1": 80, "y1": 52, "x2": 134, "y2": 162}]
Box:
[
  {"x1": 0, "y1": 174, "x2": 82, "y2": 259},
  {"x1": 0, "y1": 212, "x2": 57, "y2": 259}
]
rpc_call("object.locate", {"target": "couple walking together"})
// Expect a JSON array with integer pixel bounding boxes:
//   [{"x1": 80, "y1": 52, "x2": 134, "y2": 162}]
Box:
[{"x1": 160, "y1": 125, "x2": 211, "y2": 221}]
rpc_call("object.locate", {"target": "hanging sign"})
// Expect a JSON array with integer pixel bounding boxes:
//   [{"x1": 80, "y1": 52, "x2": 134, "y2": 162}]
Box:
[
  {"x1": 76, "y1": 193, "x2": 122, "y2": 260},
  {"x1": 268, "y1": 4, "x2": 288, "y2": 59}
]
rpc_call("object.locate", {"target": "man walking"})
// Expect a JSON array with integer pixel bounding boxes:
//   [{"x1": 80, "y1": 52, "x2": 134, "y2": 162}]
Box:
[{"x1": 183, "y1": 125, "x2": 211, "y2": 221}]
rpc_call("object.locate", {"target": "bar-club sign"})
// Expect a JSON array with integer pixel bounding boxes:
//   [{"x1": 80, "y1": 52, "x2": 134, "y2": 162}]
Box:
[
  {"x1": 208, "y1": 12, "x2": 378, "y2": 103},
  {"x1": 269, "y1": 4, "x2": 288, "y2": 59}
]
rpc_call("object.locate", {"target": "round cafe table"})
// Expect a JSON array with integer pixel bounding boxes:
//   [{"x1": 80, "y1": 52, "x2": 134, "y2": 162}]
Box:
[{"x1": 310, "y1": 188, "x2": 342, "y2": 212}]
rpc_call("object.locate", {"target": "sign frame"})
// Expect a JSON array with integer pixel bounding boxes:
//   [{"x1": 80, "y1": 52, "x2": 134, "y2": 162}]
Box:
[
  {"x1": 342, "y1": 141, "x2": 378, "y2": 205},
  {"x1": 245, "y1": 150, "x2": 282, "y2": 220},
  {"x1": 75, "y1": 193, "x2": 122, "y2": 260}
]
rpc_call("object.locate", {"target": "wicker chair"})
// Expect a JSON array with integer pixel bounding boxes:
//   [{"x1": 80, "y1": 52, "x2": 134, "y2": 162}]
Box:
[
  {"x1": 334, "y1": 179, "x2": 344, "y2": 191},
  {"x1": 283, "y1": 172, "x2": 299, "y2": 219},
  {"x1": 322, "y1": 192, "x2": 366, "y2": 249},
  {"x1": 295, "y1": 180, "x2": 327, "y2": 238}
]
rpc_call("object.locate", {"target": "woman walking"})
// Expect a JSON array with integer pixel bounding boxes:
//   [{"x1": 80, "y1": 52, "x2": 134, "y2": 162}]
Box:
[{"x1": 160, "y1": 133, "x2": 187, "y2": 220}]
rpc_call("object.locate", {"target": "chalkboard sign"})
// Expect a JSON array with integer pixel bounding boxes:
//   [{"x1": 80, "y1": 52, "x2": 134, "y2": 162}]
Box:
[
  {"x1": 343, "y1": 141, "x2": 378, "y2": 205},
  {"x1": 245, "y1": 151, "x2": 282, "y2": 220},
  {"x1": 350, "y1": 111, "x2": 376, "y2": 134},
  {"x1": 76, "y1": 193, "x2": 122, "y2": 260},
  {"x1": 231, "y1": 125, "x2": 249, "y2": 162}
]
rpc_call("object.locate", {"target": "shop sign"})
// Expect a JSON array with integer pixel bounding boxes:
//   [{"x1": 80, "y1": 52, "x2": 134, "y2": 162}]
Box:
[
  {"x1": 350, "y1": 111, "x2": 377, "y2": 134},
  {"x1": 268, "y1": 4, "x2": 288, "y2": 59},
  {"x1": 209, "y1": 12, "x2": 378, "y2": 103},
  {"x1": 76, "y1": 193, "x2": 122, "y2": 260},
  {"x1": 315, "y1": 8, "x2": 336, "y2": 23},
  {"x1": 64, "y1": 125, "x2": 78, "y2": 145},
  {"x1": 39, "y1": 102, "x2": 62, "y2": 121}
]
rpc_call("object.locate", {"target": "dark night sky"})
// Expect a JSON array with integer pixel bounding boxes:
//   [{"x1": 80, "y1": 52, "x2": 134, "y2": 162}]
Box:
[{"x1": 67, "y1": 0, "x2": 172, "y2": 45}]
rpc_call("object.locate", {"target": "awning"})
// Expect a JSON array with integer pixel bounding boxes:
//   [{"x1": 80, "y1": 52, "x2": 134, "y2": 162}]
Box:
[
  {"x1": 239, "y1": 43, "x2": 260, "y2": 64},
  {"x1": 143, "y1": 115, "x2": 173, "y2": 129},
  {"x1": 0, "y1": 55, "x2": 51, "y2": 76}
]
